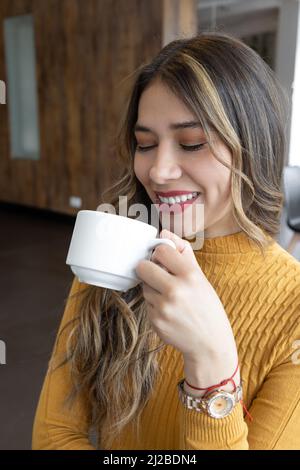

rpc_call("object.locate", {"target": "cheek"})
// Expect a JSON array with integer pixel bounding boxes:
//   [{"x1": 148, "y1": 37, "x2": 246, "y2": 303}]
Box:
[
  {"x1": 134, "y1": 155, "x2": 150, "y2": 185},
  {"x1": 218, "y1": 158, "x2": 232, "y2": 196},
  {"x1": 202, "y1": 165, "x2": 231, "y2": 202},
  {"x1": 221, "y1": 168, "x2": 232, "y2": 198},
  {"x1": 217, "y1": 166, "x2": 231, "y2": 192},
  {"x1": 216, "y1": 173, "x2": 231, "y2": 203},
  {"x1": 209, "y1": 143, "x2": 233, "y2": 193},
  {"x1": 133, "y1": 155, "x2": 143, "y2": 181}
]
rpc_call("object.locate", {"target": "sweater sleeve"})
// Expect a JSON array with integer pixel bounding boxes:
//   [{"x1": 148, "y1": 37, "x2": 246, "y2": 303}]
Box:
[
  {"x1": 178, "y1": 394, "x2": 249, "y2": 450},
  {"x1": 178, "y1": 320, "x2": 300, "y2": 450},
  {"x1": 247, "y1": 316, "x2": 300, "y2": 450},
  {"x1": 32, "y1": 277, "x2": 96, "y2": 450}
]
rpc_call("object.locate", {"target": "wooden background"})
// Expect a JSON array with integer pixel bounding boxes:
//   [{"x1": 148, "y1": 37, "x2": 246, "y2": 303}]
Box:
[{"x1": 0, "y1": 0, "x2": 197, "y2": 215}]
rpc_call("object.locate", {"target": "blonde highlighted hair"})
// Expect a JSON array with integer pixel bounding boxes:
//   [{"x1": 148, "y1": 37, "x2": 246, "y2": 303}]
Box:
[{"x1": 52, "y1": 32, "x2": 289, "y2": 449}]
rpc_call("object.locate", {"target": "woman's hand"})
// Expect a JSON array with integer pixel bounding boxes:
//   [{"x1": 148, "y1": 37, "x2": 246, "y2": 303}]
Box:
[{"x1": 135, "y1": 229, "x2": 238, "y2": 364}]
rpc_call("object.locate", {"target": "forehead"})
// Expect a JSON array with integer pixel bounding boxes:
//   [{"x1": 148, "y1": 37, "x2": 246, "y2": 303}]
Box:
[
  {"x1": 138, "y1": 80, "x2": 196, "y2": 121},
  {"x1": 136, "y1": 80, "x2": 203, "y2": 133},
  {"x1": 134, "y1": 121, "x2": 203, "y2": 133}
]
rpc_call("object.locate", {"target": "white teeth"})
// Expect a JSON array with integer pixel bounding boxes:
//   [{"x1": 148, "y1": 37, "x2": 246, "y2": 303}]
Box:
[{"x1": 158, "y1": 192, "x2": 199, "y2": 204}]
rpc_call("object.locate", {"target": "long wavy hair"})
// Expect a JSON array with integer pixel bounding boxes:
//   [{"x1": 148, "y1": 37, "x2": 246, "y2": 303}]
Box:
[{"x1": 51, "y1": 32, "x2": 289, "y2": 449}]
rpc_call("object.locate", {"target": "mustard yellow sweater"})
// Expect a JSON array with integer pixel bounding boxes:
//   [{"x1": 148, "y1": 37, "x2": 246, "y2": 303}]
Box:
[{"x1": 32, "y1": 231, "x2": 300, "y2": 450}]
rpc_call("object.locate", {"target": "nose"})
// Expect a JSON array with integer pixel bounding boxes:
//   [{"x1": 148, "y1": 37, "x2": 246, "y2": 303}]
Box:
[{"x1": 149, "y1": 144, "x2": 182, "y2": 184}]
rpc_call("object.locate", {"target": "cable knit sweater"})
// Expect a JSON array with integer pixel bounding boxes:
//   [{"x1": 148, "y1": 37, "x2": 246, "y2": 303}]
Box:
[{"x1": 32, "y1": 231, "x2": 300, "y2": 450}]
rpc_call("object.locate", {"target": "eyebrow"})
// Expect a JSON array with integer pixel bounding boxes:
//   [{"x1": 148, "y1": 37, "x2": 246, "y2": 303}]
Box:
[{"x1": 134, "y1": 121, "x2": 203, "y2": 133}]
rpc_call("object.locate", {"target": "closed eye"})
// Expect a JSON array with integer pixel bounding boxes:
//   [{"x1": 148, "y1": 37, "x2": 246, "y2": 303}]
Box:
[
  {"x1": 181, "y1": 143, "x2": 207, "y2": 151},
  {"x1": 136, "y1": 143, "x2": 207, "y2": 153}
]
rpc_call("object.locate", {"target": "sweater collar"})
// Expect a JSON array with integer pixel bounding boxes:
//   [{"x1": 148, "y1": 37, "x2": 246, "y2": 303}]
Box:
[{"x1": 186, "y1": 230, "x2": 275, "y2": 255}]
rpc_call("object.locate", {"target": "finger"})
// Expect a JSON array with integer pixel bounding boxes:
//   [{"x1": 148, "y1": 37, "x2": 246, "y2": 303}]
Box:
[
  {"x1": 160, "y1": 229, "x2": 187, "y2": 253},
  {"x1": 152, "y1": 241, "x2": 200, "y2": 277},
  {"x1": 150, "y1": 257, "x2": 170, "y2": 273},
  {"x1": 142, "y1": 282, "x2": 161, "y2": 307},
  {"x1": 151, "y1": 244, "x2": 184, "y2": 276},
  {"x1": 136, "y1": 259, "x2": 173, "y2": 293},
  {"x1": 159, "y1": 229, "x2": 200, "y2": 272}
]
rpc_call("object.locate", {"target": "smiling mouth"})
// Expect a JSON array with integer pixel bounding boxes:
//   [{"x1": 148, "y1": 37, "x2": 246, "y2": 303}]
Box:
[
  {"x1": 156, "y1": 192, "x2": 201, "y2": 204},
  {"x1": 155, "y1": 192, "x2": 202, "y2": 213}
]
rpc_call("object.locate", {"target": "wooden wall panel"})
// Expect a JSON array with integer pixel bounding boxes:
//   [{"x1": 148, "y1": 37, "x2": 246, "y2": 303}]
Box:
[
  {"x1": 0, "y1": 0, "x2": 162, "y2": 214},
  {"x1": 163, "y1": 0, "x2": 197, "y2": 46}
]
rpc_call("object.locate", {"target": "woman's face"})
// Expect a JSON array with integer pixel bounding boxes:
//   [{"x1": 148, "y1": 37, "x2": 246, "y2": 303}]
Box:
[{"x1": 133, "y1": 79, "x2": 240, "y2": 239}]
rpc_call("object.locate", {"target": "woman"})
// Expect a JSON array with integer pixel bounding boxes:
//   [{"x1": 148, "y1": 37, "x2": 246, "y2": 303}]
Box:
[{"x1": 32, "y1": 32, "x2": 300, "y2": 450}]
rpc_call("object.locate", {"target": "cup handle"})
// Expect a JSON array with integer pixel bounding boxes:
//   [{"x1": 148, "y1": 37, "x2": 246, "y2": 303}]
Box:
[{"x1": 147, "y1": 238, "x2": 176, "y2": 252}]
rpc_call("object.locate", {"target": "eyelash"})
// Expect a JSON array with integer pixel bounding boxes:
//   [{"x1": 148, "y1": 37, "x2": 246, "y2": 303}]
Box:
[{"x1": 136, "y1": 143, "x2": 206, "y2": 153}]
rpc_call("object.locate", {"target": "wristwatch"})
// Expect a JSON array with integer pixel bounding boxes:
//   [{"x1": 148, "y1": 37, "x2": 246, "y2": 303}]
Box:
[{"x1": 177, "y1": 378, "x2": 243, "y2": 419}]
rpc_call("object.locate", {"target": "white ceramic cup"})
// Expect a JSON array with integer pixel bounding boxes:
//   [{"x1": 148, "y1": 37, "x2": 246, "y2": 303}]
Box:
[{"x1": 66, "y1": 210, "x2": 176, "y2": 292}]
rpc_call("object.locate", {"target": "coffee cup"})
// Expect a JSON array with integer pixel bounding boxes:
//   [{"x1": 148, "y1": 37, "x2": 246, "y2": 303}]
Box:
[{"x1": 66, "y1": 210, "x2": 176, "y2": 292}]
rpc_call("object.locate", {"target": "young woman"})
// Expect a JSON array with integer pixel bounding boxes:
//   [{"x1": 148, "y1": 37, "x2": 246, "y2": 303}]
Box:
[{"x1": 32, "y1": 32, "x2": 300, "y2": 450}]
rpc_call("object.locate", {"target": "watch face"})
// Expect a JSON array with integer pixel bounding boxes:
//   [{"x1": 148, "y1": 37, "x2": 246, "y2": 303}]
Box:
[{"x1": 207, "y1": 393, "x2": 234, "y2": 418}]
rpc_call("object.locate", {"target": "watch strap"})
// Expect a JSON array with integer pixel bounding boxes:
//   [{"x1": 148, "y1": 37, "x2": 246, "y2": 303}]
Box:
[{"x1": 177, "y1": 378, "x2": 243, "y2": 416}]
